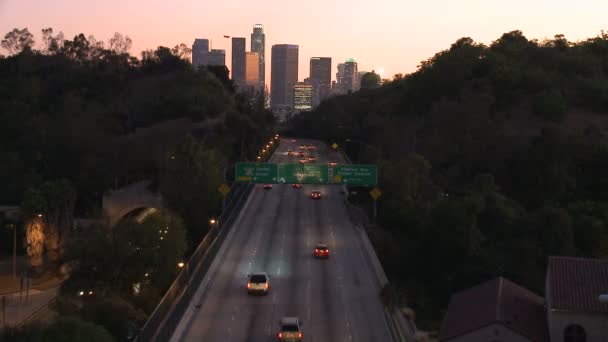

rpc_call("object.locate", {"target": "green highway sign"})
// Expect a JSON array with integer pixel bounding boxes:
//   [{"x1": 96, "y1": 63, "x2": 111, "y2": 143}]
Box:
[
  {"x1": 235, "y1": 162, "x2": 377, "y2": 185},
  {"x1": 235, "y1": 163, "x2": 278, "y2": 183},
  {"x1": 333, "y1": 164, "x2": 378, "y2": 186},
  {"x1": 278, "y1": 164, "x2": 329, "y2": 184}
]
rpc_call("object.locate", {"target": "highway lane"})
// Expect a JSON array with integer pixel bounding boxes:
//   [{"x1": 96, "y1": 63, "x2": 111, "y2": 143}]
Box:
[{"x1": 171, "y1": 139, "x2": 393, "y2": 342}]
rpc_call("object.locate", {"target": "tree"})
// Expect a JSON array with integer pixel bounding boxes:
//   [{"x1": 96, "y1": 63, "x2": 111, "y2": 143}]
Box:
[
  {"x1": 171, "y1": 43, "x2": 192, "y2": 60},
  {"x1": 360, "y1": 71, "x2": 381, "y2": 89},
  {"x1": 160, "y1": 135, "x2": 224, "y2": 246},
  {"x1": 41, "y1": 28, "x2": 64, "y2": 54},
  {"x1": 42, "y1": 316, "x2": 114, "y2": 342},
  {"x1": 108, "y1": 32, "x2": 132, "y2": 54},
  {"x1": 22, "y1": 179, "x2": 77, "y2": 264},
  {"x1": 113, "y1": 209, "x2": 188, "y2": 291},
  {"x1": 62, "y1": 34, "x2": 91, "y2": 61},
  {"x1": 25, "y1": 216, "x2": 45, "y2": 269},
  {"x1": 1, "y1": 28, "x2": 34, "y2": 55},
  {"x1": 81, "y1": 295, "x2": 146, "y2": 341}
]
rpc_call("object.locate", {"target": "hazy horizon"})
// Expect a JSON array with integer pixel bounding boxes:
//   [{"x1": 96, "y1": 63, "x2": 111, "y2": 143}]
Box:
[{"x1": 2, "y1": 0, "x2": 607, "y2": 85}]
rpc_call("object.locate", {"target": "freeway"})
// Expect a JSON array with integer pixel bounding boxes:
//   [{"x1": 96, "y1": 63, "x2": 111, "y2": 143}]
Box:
[{"x1": 171, "y1": 139, "x2": 394, "y2": 342}]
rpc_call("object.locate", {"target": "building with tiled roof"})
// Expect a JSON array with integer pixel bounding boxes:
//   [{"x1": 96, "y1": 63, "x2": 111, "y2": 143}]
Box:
[
  {"x1": 440, "y1": 277, "x2": 548, "y2": 342},
  {"x1": 546, "y1": 256, "x2": 608, "y2": 342}
]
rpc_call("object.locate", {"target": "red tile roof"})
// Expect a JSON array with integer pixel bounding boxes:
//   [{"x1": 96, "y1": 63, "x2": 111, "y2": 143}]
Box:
[
  {"x1": 440, "y1": 277, "x2": 548, "y2": 342},
  {"x1": 547, "y1": 256, "x2": 608, "y2": 314}
]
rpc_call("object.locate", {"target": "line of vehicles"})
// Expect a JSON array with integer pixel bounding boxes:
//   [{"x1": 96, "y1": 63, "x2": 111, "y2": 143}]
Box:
[
  {"x1": 250, "y1": 140, "x2": 332, "y2": 341},
  {"x1": 246, "y1": 238, "x2": 330, "y2": 341}
]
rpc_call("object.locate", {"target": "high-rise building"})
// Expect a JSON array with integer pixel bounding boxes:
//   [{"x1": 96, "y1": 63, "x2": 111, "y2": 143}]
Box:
[
  {"x1": 293, "y1": 82, "x2": 313, "y2": 111},
  {"x1": 245, "y1": 52, "x2": 260, "y2": 88},
  {"x1": 208, "y1": 49, "x2": 226, "y2": 66},
  {"x1": 231, "y1": 38, "x2": 246, "y2": 85},
  {"x1": 309, "y1": 57, "x2": 332, "y2": 107},
  {"x1": 192, "y1": 39, "x2": 209, "y2": 67},
  {"x1": 335, "y1": 63, "x2": 346, "y2": 94},
  {"x1": 271, "y1": 44, "x2": 299, "y2": 109},
  {"x1": 343, "y1": 58, "x2": 358, "y2": 93},
  {"x1": 251, "y1": 24, "x2": 265, "y2": 90}
]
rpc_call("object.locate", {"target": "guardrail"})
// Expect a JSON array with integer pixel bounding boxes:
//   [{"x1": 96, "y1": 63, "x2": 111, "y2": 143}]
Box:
[
  {"x1": 135, "y1": 140, "x2": 278, "y2": 341},
  {"x1": 337, "y1": 144, "x2": 415, "y2": 342},
  {"x1": 136, "y1": 182, "x2": 253, "y2": 341}
]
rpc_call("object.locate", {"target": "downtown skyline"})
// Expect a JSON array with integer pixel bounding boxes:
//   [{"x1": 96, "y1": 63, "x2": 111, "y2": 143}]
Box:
[{"x1": 2, "y1": 0, "x2": 608, "y2": 87}]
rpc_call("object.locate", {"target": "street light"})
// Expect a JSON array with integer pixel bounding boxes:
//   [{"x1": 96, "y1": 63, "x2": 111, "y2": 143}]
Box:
[{"x1": 209, "y1": 218, "x2": 217, "y2": 225}]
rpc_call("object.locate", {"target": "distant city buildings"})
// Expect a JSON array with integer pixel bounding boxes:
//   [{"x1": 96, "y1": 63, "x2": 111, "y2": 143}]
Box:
[
  {"x1": 343, "y1": 58, "x2": 358, "y2": 93},
  {"x1": 191, "y1": 39, "x2": 225, "y2": 67},
  {"x1": 231, "y1": 37, "x2": 246, "y2": 85},
  {"x1": 271, "y1": 44, "x2": 299, "y2": 109},
  {"x1": 207, "y1": 49, "x2": 225, "y2": 66},
  {"x1": 192, "y1": 39, "x2": 209, "y2": 67},
  {"x1": 251, "y1": 24, "x2": 266, "y2": 90},
  {"x1": 194, "y1": 28, "x2": 368, "y2": 114},
  {"x1": 309, "y1": 57, "x2": 331, "y2": 107},
  {"x1": 335, "y1": 63, "x2": 345, "y2": 94},
  {"x1": 245, "y1": 52, "x2": 260, "y2": 89},
  {"x1": 293, "y1": 82, "x2": 313, "y2": 111},
  {"x1": 332, "y1": 58, "x2": 358, "y2": 94}
]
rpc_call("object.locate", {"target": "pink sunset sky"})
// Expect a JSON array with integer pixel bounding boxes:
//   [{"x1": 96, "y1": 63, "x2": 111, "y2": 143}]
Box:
[{"x1": 1, "y1": 0, "x2": 607, "y2": 85}]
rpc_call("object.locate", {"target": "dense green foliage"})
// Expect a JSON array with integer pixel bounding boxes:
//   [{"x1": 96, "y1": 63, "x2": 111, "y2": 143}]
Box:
[
  {"x1": 286, "y1": 30, "x2": 608, "y2": 328},
  {"x1": 1, "y1": 27, "x2": 274, "y2": 339},
  {"x1": 0, "y1": 28, "x2": 274, "y2": 216}
]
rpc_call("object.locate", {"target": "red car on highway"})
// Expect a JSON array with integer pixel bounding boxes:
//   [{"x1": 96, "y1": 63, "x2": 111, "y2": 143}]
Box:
[{"x1": 314, "y1": 244, "x2": 330, "y2": 258}]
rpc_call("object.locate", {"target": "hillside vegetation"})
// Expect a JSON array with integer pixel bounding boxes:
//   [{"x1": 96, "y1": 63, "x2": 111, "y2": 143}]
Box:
[{"x1": 286, "y1": 30, "x2": 608, "y2": 327}]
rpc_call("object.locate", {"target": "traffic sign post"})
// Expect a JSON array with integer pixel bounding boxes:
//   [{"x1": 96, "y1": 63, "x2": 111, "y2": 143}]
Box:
[
  {"x1": 218, "y1": 183, "x2": 230, "y2": 211},
  {"x1": 333, "y1": 165, "x2": 378, "y2": 186},
  {"x1": 277, "y1": 164, "x2": 329, "y2": 184},
  {"x1": 235, "y1": 163, "x2": 278, "y2": 183},
  {"x1": 370, "y1": 187, "x2": 382, "y2": 220}
]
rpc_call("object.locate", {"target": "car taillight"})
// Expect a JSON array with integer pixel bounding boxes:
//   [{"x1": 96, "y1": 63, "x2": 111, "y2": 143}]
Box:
[
  {"x1": 278, "y1": 332, "x2": 283, "y2": 338},
  {"x1": 315, "y1": 249, "x2": 319, "y2": 252},
  {"x1": 247, "y1": 283, "x2": 251, "y2": 289},
  {"x1": 299, "y1": 332, "x2": 302, "y2": 338},
  {"x1": 264, "y1": 283, "x2": 269, "y2": 289}
]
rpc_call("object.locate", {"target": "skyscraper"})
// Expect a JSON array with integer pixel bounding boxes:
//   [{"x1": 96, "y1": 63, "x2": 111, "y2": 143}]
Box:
[
  {"x1": 271, "y1": 44, "x2": 299, "y2": 109},
  {"x1": 251, "y1": 24, "x2": 265, "y2": 90},
  {"x1": 208, "y1": 49, "x2": 226, "y2": 66},
  {"x1": 343, "y1": 58, "x2": 358, "y2": 93},
  {"x1": 293, "y1": 82, "x2": 313, "y2": 111},
  {"x1": 335, "y1": 63, "x2": 346, "y2": 94},
  {"x1": 309, "y1": 57, "x2": 332, "y2": 107},
  {"x1": 192, "y1": 39, "x2": 209, "y2": 67},
  {"x1": 245, "y1": 52, "x2": 260, "y2": 89},
  {"x1": 231, "y1": 38, "x2": 246, "y2": 85}
]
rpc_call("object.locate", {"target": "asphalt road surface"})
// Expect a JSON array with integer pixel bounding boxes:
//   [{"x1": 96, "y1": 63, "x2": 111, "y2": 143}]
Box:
[{"x1": 171, "y1": 139, "x2": 393, "y2": 342}]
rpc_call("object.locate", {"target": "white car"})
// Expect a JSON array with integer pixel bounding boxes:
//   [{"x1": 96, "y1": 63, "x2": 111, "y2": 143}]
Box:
[{"x1": 247, "y1": 273, "x2": 270, "y2": 295}]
